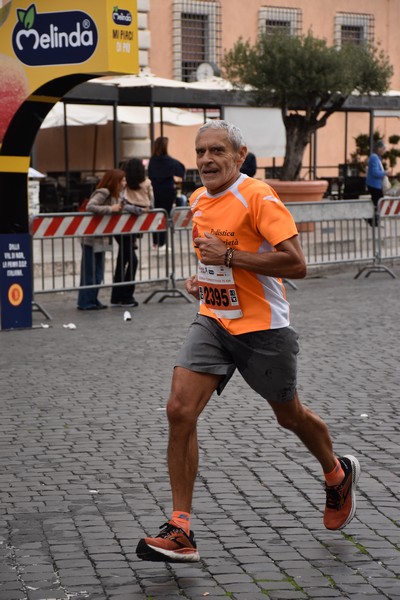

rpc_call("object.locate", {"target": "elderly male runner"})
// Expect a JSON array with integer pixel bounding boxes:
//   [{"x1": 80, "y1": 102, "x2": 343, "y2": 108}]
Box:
[{"x1": 136, "y1": 120, "x2": 360, "y2": 562}]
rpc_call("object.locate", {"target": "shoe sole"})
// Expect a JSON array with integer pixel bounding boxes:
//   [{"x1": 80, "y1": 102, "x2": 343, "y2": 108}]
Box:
[
  {"x1": 136, "y1": 539, "x2": 200, "y2": 563},
  {"x1": 337, "y1": 454, "x2": 361, "y2": 530}
]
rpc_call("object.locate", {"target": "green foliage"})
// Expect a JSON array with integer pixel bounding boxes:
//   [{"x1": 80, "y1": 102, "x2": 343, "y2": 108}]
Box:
[
  {"x1": 223, "y1": 31, "x2": 392, "y2": 117},
  {"x1": 389, "y1": 134, "x2": 400, "y2": 145},
  {"x1": 222, "y1": 31, "x2": 393, "y2": 179}
]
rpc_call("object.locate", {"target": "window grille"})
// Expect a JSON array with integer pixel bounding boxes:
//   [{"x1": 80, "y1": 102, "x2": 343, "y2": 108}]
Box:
[
  {"x1": 173, "y1": 0, "x2": 222, "y2": 82},
  {"x1": 335, "y1": 13, "x2": 374, "y2": 47},
  {"x1": 258, "y1": 6, "x2": 302, "y2": 36}
]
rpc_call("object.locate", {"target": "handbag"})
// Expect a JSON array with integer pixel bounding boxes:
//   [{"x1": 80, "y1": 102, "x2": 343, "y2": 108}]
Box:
[{"x1": 382, "y1": 175, "x2": 391, "y2": 194}]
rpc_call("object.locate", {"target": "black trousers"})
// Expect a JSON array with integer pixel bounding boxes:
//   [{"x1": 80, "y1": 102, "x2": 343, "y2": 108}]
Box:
[
  {"x1": 367, "y1": 186, "x2": 383, "y2": 226},
  {"x1": 111, "y1": 235, "x2": 138, "y2": 303},
  {"x1": 152, "y1": 195, "x2": 174, "y2": 247}
]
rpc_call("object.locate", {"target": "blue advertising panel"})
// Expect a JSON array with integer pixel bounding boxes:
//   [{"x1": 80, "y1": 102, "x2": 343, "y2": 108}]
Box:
[{"x1": 0, "y1": 234, "x2": 32, "y2": 330}]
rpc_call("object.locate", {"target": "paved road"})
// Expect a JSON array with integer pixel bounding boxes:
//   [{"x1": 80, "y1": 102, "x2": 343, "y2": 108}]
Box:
[{"x1": 1, "y1": 266, "x2": 400, "y2": 600}]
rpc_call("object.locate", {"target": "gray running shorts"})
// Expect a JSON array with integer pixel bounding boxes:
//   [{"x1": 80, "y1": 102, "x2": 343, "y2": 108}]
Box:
[{"x1": 175, "y1": 314, "x2": 299, "y2": 403}]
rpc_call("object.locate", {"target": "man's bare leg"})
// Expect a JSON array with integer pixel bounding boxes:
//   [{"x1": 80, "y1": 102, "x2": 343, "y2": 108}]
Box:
[
  {"x1": 268, "y1": 391, "x2": 337, "y2": 473},
  {"x1": 135, "y1": 368, "x2": 222, "y2": 562},
  {"x1": 166, "y1": 367, "x2": 223, "y2": 512},
  {"x1": 269, "y1": 391, "x2": 360, "y2": 530}
]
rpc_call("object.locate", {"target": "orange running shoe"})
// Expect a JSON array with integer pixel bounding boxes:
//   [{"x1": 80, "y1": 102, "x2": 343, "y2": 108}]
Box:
[
  {"x1": 136, "y1": 521, "x2": 200, "y2": 562},
  {"x1": 324, "y1": 455, "x2": 360, "y2": 530}
]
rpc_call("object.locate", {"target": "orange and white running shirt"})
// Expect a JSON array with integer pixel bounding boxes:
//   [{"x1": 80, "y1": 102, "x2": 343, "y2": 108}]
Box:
[{"x1": 190, "y1": 174, "x2": 298, "y2": 335}]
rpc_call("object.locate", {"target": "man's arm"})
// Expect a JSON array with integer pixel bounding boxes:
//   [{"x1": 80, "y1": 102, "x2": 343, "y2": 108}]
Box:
[{"x1": 194, "y1": 232, "x2": 307, "y2": 279}]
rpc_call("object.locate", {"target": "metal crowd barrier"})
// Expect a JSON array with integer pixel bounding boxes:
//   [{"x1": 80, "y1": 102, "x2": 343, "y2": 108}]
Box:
[
  {"x1": 143, "y1": 207, "x2": 195, "y2": 303},
  {"x1": 288, "y1": 199, "x2": 376, "y2": 268},
  {"x1": 170, "y1": 199, "x2": 399, "y2": 282},
  {"x1": 354, "y1": 196, "x2": 400, "y2": 279},
  {"x1": 31, "y1": 208, "x2": 170, "y2": 296},
  {"x1": 31, "y1": 198, "x2": 400, "y2": 303}
]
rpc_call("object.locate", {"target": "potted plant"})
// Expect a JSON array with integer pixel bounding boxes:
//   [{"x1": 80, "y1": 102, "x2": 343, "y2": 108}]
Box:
[{"x1": 222, "y1": 31, "x2": 393, "y2": 202}]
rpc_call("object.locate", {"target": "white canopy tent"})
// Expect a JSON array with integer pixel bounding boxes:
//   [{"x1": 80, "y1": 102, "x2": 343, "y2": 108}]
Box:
[
  {"x1": 40, "y1": 103, "x2": 109, "y2": 129},
  {"x1": 46, "y1": 69, "x2": 349, "y2": 185},
  {"x1": 85, "y1": 73, "x2": 285, "y2": 157},
  {"x1": 185, "y1": 76, "x2": 252, "y2": 92},
  {"x1": 41, "y1": 102, "x2": 205, "y2": 129},
  {"x1": 96, "y1": 72, "x2": 190, "y2": 89}
]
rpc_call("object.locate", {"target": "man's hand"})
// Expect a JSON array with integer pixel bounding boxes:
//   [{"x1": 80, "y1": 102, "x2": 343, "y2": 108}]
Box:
[
  {"x1": 194, "y1": 232, "x2": 226, "y2": 265},
  {"x1": 185, "y1": 275, "x2": 200, "y2": 299}
]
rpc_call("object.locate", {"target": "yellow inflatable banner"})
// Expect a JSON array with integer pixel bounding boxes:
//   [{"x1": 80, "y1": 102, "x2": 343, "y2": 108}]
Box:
[
  {"x1": 0, "y1": 0, "x2": 138, "y2": 329},
  {"x1": 0, "y1": 0, "x2": 138, "y2": 141}
]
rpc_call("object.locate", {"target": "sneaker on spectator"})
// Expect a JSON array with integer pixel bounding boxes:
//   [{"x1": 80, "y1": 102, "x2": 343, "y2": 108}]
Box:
[
  {"x1": 136, "y1": 521, "x2": 200, "y2": 562},
  {"x1": 324, "y1": 455, "x2": 360, "y2": 530}
]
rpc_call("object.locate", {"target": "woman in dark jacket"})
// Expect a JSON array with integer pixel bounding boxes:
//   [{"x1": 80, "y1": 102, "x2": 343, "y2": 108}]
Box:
[{"x1": 148, "y1": 136, "x2": 185, "y2": 249}]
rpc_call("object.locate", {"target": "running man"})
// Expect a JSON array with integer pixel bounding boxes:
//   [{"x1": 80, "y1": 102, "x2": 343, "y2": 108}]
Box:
[{"x1": 136, "y1": 120, "x2": 360, "y2": 563}]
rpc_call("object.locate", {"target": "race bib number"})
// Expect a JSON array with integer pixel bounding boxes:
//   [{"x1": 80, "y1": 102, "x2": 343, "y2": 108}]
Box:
[{"x1": 197, "y1": 261, "x2": 242, "y2": 319}]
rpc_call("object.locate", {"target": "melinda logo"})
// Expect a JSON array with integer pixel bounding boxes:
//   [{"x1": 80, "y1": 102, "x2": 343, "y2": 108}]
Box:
[
  {"x1": 12, "y1": 4, "x2": 98, "y2": 66},
  {"x1": 112, "y1": 6, "x2": 132, "y2": 26}
]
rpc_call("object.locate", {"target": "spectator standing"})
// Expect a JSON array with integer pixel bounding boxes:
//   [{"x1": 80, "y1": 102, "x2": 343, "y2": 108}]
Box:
[
  {"x1": 366, "y1": 140, "x2": 389, "y2": 226},
  {"x1": 77, "y1": 169, "x2": 124, "y2": 310},
  {"x1": 148, "y1": 136, "x2": 185, "y2": 249},
  {"x1": 110, "y1": 159, "x2": 153, "y2": 307}
]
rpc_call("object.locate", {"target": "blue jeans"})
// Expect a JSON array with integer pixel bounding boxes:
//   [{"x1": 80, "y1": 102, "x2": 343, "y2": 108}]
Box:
[{"x1": 77, "y1": 245, "x2": 105, "y2": 308}]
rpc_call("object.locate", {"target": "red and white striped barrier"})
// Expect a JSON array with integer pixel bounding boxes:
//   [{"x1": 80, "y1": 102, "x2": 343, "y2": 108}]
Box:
[
  {"x1": 32, "y1": 210, "x2": 167, "y2": 239},
  {"x1": 379, "y1": 197, "x2": 400, "y2": 217},
  {"x1": 172, "y1": 206, "x2": 193, "y2": 229}
]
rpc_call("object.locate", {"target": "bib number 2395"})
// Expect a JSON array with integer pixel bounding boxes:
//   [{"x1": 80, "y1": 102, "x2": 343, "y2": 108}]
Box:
[{"x1": 197, "y1": 262, "x2": 242, "y2": 319}]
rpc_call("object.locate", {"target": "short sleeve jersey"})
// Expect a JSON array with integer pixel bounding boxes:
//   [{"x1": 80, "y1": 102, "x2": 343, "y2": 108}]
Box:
[{"x1": 190, "y1": 174, "x2": 298, "y2": 335}]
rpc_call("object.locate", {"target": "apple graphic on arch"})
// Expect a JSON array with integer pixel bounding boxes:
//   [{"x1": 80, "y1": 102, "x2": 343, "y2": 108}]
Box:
[{"x1": 0, "y1": 53, "x2": 30, "y2": 143}]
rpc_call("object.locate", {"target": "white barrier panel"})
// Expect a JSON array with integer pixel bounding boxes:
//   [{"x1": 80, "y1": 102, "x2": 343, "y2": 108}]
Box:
[{"x1": 287, "y1": 199, "x2": 373, "y2": 221}]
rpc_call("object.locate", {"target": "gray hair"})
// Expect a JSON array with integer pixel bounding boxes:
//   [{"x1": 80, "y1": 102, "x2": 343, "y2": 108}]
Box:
[
  {"x1": 374, "y1": 139, "x2": 385, "y2": 152},
  {"x1": 196, "y1": 120, "x2": 245, "y2": 151}
]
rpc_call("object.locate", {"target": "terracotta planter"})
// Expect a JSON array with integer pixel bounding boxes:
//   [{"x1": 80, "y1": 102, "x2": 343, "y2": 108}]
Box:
[{"x1": 265, "y1": 179, "x2": 328, "y2": 232}]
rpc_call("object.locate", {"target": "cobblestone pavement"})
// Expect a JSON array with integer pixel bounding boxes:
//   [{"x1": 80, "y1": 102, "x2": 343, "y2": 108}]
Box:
[{"x1": 1, "y1": 266, "x2": 400, "y2": 600}]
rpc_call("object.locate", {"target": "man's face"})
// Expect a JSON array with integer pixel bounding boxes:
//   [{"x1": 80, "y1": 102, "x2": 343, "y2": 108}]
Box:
[{"x1": 195, "y1": 128, "x2": 247, "y2": 195}]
